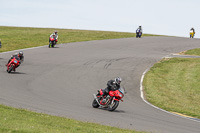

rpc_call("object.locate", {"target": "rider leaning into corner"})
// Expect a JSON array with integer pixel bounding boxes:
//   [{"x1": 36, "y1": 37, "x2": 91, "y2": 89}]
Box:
[
  {"x1": 6, "y1": 51, "x2": 24, "y2": 70},
  {"x1": 101, "y1": 77, "x2": 122, "y2": 103},
  {"x1": 49, "y1": 30, "x2": 58, "y2": 44}
]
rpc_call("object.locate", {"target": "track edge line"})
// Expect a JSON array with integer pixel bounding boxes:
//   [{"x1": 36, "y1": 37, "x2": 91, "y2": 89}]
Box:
[{"x1": 140, "y1": 67, "x2": 200, "y2": 123}]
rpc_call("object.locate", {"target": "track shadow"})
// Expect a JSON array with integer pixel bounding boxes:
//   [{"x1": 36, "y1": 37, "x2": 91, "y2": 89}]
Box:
[
  {"x1": 98, "y1": 107, "x2": 125, "y2": 113},
  {"x1": 49, "y1": 47, "x2": 59, "y2": 48},
  {"x1": 112, "y1": 110, "x2": 126, "y2": 113},
  {"x1": 9, "y1": 72, "x2": 26, "y2": 74}
]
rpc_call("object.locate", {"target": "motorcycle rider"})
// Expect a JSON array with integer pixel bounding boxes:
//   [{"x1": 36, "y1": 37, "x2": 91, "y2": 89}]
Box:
[
  {"x1": 101, "y1": 77, "x2": 122, "y2": 103},
  {"x1": 136, "y1": 26, "x2": 142, "y2": 38},
  {"x1": 49, "y1": 30, "x2": 58, "y2": 44},
  {"x1": 190, "y1": 27, "x2": 195, "y2": 38},
  {"x1": 6, "y1": 51, "x2": 24, "y2": 67}
]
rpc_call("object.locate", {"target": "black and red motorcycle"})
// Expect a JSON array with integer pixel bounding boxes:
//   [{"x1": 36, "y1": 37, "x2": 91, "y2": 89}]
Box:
[
  {"x1": 92, "y1": 87, "x2": 125, "y2": 111},
  {"x1": 6, "y1": 57, "x2": 20, "y2": 73}
]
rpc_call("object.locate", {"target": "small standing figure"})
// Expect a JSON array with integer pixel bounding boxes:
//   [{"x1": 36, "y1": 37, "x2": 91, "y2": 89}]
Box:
[
  {"x1": 190, "y1": 28, "x2": 195, "y2": 38},
  {"x1": 136, "y1": 26, "x2": 143, "y2": 38}
]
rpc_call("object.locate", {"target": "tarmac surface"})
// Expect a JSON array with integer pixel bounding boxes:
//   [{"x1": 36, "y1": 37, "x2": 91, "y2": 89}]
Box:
[{"x1": 0, "y1": 36, "x2": 200, "y2": 133}]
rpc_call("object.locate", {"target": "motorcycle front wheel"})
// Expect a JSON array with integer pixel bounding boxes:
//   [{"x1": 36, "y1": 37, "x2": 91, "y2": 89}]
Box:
[
  {"x1": 7, "y1": 64, "x2": 14, "y2": 73},
  {"x1": 108, "y1": 100, "x2": 119, "y2": 111},
  {"x1": 49, "y1": 42, "x2": 51, "y2": 48},
  {"x1": 92, "y1": 99, "x2": 100, "y2": 108},
  {"x1": 52, "y1": 41, "x2": 56, "y2": 47}
]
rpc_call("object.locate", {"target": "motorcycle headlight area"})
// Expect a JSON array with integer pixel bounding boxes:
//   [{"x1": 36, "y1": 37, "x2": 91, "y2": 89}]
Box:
[
  {"x1": 14, "y1": 60, "x2": 18, "y2": 63},
  {"x1": 119, "y1": 88, "x2": 125, "y2": 95},
  {"x1": 119, "y1": 93, "x2": 123, "y2": 97}
]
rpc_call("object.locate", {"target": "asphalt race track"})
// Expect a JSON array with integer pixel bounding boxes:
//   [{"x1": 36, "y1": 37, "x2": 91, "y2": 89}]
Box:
[{"x1": 0, "y1": 36, "x2": 200, "y2": 133}]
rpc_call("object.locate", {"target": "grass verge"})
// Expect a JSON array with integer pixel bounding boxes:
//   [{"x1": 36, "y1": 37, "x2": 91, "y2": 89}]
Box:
[
  {"x1": 0, "y1": 26, "x2": 158, "y2": 53},
  {"x1": 184, "y1": 48, "x2": 200, "y2": 56},
  {"x1": 143, "y1": 58, "x2": 200, "y2": 119},
  {"x1": 0, "y1": 104, "x2": 146, "y2": 133}
]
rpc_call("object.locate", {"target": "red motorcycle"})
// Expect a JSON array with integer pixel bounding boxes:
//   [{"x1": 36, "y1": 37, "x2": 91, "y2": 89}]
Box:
[
  {"x1": 92, "y1": 87, "x2": 125, "y2": 111},
  {"x1": 49, "y1": 35, "x2": 57, "y2": 48},
  {"x1": 6, "y1": 57, "x2": 20, "y2": 73}
]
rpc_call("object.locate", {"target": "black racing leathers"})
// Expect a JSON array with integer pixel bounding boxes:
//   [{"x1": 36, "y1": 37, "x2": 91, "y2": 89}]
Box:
[{"x1": 102, "y1": 80, "x2": 120, "y2": 97}]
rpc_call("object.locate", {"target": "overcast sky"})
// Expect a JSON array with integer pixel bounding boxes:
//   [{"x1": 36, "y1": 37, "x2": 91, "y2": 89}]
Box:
[{"x1": 1, "y1": 0, "x2": 200, "y2": 38}]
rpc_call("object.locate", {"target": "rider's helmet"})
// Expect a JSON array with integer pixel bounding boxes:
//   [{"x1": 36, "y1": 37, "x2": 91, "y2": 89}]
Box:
[
  {"x1": 18, "y1": 51, "x2": 23, "y2": 57},
  {"x1": 55, "y1": 30, "x2": 58, "y2": 34},
  {"x1": 114, "y1": 77, "x2": 122, "y2": 85}
]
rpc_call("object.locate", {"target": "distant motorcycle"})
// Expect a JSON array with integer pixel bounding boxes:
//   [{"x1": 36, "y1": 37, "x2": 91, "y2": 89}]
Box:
[
  {"x1": 49, "y1": 35, "x2": 57, "y2": 48},
  {"x1": 136, "y1": 28, "x2": 142, "y2": 38},
  {"x1": 92, "y1": 87, "x2": 125, "y2": 111},
  {"x1": 6, "y1": 57, "x2": 20, "y2": 73},
  {"x1": 136, "y1": 31, "x2": 142, "y2": 38}
]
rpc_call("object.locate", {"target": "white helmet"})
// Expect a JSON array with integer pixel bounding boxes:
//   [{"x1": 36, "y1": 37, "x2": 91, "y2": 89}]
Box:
[
  {"x1": 19, "y1": 51, "x2": 23, "y2": 56},
  {"x1": 115, "y1": 77, "x2": 122, "y2": 85}
]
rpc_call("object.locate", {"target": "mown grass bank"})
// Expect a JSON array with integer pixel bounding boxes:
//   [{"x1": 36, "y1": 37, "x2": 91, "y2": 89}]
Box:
[
  {"x1": 143, "y1": 58, "x2": 200, "y2": 118},
  {"x1": 0, "y1": 26, "x2": 157, "y2": 53},
  {"x1": 184, "y1": 48, "x2": 200, "y2": 56},
  {"x1": 0, "y1": 104, "x2": 146, "y2": 133}
]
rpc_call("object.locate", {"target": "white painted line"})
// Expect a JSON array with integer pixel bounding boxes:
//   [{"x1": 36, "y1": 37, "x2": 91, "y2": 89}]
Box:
[
  {"x1": 0, "y1": 43, "x2": 65, "y2": 55},
  {"x1": 0, "y1": 45, "x2": 47, "y2": 55},
  {"x1": 140, "y1": 68, "x2": 200, "y2": 123},
  {"x1": 172, "y1": 53, "x2": 180, "y2": 56}
]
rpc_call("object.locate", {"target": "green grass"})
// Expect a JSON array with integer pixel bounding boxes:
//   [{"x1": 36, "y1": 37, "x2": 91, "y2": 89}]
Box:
[
  {"x1": 184, "y1": 48, "x2": 200, "y2": 56},
  {"x1": 0, "y1": 26, "x2": 157, "y2": 53},
  {"x1": 143, "y1": 58, "x2": 200, "y2": 118},
  {"x1": 0, "y1": 104, "x2": 146, "y2": 133}
]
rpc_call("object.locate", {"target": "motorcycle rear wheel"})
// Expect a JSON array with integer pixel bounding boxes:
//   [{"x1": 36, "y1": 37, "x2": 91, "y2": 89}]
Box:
[
  {"x1": 108, "y1": 100, "x2": 119, "y2": 111},
  {"x1": 92, "y1": 99, "x2": 100, "y2": 108}
]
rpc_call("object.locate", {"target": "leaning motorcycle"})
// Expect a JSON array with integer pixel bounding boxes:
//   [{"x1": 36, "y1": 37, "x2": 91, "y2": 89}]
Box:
[
  {"x1": 92, "y1": 88, "x2": 125, "y2": 111},
  {"x1": 49, "y1": 35, "x2": 57, "y2": 48},
  {"x1": 6, "y1": 57, "x2": 20, "y2": 73}
]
